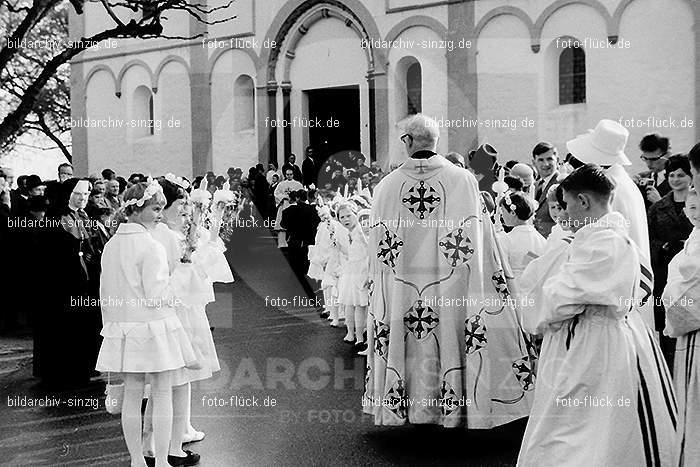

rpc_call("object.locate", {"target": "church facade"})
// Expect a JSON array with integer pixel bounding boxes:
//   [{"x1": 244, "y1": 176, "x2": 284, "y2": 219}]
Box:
[{"x1": 70, "y1": 0, "x2": 699, "y2": 178}]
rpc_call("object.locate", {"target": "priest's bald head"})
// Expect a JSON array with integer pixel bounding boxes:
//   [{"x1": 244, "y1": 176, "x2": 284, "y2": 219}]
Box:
[{"x1": 401, "y1": 114, "x2": 440, "y2": 157}]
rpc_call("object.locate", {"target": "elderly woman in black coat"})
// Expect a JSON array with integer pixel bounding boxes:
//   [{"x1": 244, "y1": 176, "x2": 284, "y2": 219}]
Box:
[
  {"x1": 35, "y1": 178, "x2": 107, "y2": 388},
  {"x1": 647, "y1": 154, "x2": 694, "y2": 370}
]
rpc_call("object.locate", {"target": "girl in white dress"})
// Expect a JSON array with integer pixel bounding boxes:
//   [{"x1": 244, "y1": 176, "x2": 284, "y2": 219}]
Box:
[
  {"x1": 96, "y1": 180, "x2": 199, "y2": 467},
  {"x1": 336, "y1": 201, "x2": 370, "y2": 349},
  {"x1": 307, "y1": 205, "x2": 340, "y2": 327},
  {"x1": 497, "y1": 191, "x2": 547, "y2": 287},
  {"x1": 664, "y1": 189, "x2": 700, "y2": 466},
  {"x1": 324, "y1": 202, "x2": 349, "y2": 326},
  {"x1": 143, "y1": 177, "x2": 233, "y2": 460}
]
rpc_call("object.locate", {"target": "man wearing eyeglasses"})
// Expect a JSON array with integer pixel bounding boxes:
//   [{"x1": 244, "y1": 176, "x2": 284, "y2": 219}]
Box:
[{"x1": 633, "y1": 133, "x2": 671, "y2": 208}]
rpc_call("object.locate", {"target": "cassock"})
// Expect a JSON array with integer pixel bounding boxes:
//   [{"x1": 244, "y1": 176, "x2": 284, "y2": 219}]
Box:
[
  {"x1": 606, "y1": 164, "x2": 654, "y2": 327},
  {"x1": 517, "y1": 212, "x2": 677, "y2": 466},
  {"x1": 37, "y1": 207, "x2": 104, "y2": 387},
  {"x1": 364, "y1": 154, "x2": 534, "y2": 428},
  {"x1": 663, "y1": 227, "x2": 700, "y2": 466}
]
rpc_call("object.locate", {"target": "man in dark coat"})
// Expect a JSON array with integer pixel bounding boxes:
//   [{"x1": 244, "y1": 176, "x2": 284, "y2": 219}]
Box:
[
  {"x1": 281, "y1": 189, "x2": 321, "y2": 298},
  {"x1": 253, "y1": 164, "x2": 270, "y2": 219},
  {"x1": 301, "y1": 146, "x2": 317, "y2": 187},
  {"x1": 532, "y1": 142, "x2": 561, "y2": 237}
]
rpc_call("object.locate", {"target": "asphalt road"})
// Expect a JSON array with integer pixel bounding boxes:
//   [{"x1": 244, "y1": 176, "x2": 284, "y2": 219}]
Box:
[{"x1": 0, "y1": 228, "x2": 526, "y2": 466}]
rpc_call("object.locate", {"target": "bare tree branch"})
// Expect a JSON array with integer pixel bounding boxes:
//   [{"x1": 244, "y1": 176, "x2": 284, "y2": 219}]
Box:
[
  {"x1": 0, "y1": 0, "x2": 237, "y2": 153},
  {"x1": 34, "y1": 110, "x2": 71, "y2": 161}
]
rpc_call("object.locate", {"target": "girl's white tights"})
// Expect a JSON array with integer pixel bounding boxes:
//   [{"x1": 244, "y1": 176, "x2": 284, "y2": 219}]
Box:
[
  {"x1": 124, "y1": 372, "x2": 172, "y2": 467},
  {"x1": 170, "y1": 383, "x2": 189, "y2": 457},
  {"x1": 143, "y1": 382, "x2": 189, "y2": 458},
  {"x1": 344, "y1": 305, "x2": 367, "y2": 342}
]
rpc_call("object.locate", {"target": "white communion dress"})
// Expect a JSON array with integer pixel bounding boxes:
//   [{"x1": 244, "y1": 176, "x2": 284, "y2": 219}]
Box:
[
  {"x1": 96, "y1": 223, "x2": 198, "y2": 374},
  {"x1": 337, "y1": 226, "x2": 369, "y2": 306},
  {"x1": 150, "y1": 222, "x2": 233, "y2": 384}
]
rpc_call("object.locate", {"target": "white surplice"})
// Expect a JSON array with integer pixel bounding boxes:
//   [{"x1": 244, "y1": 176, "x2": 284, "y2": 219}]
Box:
[
  {"x1": 606, "y1": 164, "x2": 655, "y2": 327},
  {"x1": 364, "y1": 154, "x2": 534, "y2": 428},
  {"x1": 664, "y1": 227, "x2": 700, "y2": 466},
  {"x1": 517, "y1": 212, "x2": 677, "y2": 466}
]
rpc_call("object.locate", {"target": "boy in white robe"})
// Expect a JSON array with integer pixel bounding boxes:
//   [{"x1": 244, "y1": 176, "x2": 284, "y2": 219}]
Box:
[
  {"x1": 517, "y1": 164, "x2": 677, "y2": 466},
  {"x1": 567, "y1": 119, "x2": 654, "y2": 328},
  {"x1": 664, "y1": 189, "x2": 700, "y2": 466}
]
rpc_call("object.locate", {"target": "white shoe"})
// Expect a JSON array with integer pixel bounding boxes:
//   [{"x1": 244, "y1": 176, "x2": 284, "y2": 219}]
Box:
[
  {"x1": 357, "y1": 348, "x2": 369, "y2": 356},
  {"x1": 330, "y1": 320, "x2": 342, "y2": 327}
]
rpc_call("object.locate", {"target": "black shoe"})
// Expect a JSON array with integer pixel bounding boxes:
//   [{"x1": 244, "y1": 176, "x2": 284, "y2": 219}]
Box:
[
  {"x1": 146, "y1": 450, "x2": 200, "y2": 467},
  {"x1": 169, "y1": 450, "x2": 201, "y2": 466},
  {"x1": 353, "y1": 342, "x2": 368, "y2": 353}
]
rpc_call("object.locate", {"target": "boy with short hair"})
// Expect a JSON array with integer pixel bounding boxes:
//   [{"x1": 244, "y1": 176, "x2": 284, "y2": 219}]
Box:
[{"x1": 517, "y1": 164, "x2": 677, "y2": 466}]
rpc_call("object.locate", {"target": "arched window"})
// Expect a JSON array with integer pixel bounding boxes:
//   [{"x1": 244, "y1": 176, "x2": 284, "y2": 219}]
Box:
[
  {"x1": 406, "y1": 62, "x2": 422, "y2": 115},
  {"x1": 133, "y1": 85, "x2": 154, "y2": 137},
  {"x1": 559, "y1": 46, "x2": 586, "y2": 105},
  {"x1": 234, "y1": 75, "x2": 255, "y2": 132}
]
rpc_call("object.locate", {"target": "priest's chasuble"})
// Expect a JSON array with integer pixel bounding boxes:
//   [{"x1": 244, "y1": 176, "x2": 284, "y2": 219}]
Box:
[{"x1": 363, "y1": 154, "x2": 534, "y2": 428}]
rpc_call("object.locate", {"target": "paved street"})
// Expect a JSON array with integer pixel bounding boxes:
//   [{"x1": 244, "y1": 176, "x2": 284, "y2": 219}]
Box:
[{"x1": 0, "y1": 229, "x2": 526, "y2": 466}]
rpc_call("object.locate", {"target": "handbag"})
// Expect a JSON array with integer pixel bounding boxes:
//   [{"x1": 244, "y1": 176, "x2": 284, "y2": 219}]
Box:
[{"x1": 104, "y1": 372, "x2": 124, "y2": 415}]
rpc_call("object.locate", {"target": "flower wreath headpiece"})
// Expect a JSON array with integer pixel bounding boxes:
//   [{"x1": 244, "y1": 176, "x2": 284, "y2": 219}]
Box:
[
  {"x1": 123, "y1": 177, "x2": 163, "y2": 208},
  {"x1": 502, "y1": 191, "x2": 516, "y2": 213},
  {"x1": 164, "y1": 173, "x2": 190, "y2": 190}
]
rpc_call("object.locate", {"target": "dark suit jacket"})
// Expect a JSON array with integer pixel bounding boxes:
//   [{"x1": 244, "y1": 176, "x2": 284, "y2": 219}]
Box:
[
  {"x1": 533, "y1": 172, "x2": 560, "y2": 237},
  {"x1": 10, "y1": 189, "x2": 28, "y2": 217},
  {"x1": 302, "y1": 158, "x2": 316, "y2": 187},
  {"x1": 280, "y1": 202, "x2": 321, "y2": 248}
]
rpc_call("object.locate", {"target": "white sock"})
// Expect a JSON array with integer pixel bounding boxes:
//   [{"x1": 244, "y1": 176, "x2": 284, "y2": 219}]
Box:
[
  {"x1": 150, "y1": 372, "x2": 174, "y2": 467},
  {"x1": 344, "y1": 305, "x2": 355, "y2": 339},
  {"x1": 355, "y1": 306, "x2": 367, "y2": 342},
  {"x1": 122, "y1": 374, "x2": 147, "y2": 467},
  {"x1": 170, "y1": 383, "x2": 188, "y2": 456}
]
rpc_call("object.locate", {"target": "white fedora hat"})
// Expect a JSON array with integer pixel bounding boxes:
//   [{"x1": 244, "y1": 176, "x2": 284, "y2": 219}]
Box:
[{"x1": 566, "y1": 119, "x2": 631, "y2": 166}]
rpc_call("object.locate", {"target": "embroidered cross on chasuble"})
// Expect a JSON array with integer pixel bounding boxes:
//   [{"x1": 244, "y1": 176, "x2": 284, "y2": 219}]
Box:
[{"x1": 364, "y1": 153, "x2": 535, "y2": 429}]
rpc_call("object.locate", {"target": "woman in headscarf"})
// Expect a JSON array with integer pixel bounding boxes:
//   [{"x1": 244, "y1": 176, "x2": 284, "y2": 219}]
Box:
[{"x1": 35, "y1": 178, "x2": 106, "y2": 388}]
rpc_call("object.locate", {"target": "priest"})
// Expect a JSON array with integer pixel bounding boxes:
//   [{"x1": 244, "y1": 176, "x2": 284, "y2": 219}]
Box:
[{"x1": 364, "y1": 114, "x2": 534, "y2": 428}]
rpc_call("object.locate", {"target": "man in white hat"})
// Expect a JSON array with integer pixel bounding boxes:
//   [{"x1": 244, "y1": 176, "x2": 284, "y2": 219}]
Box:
[
  {"x1": 364, "y1": 114, "x2": 534, "y2": 428},
  {"x1": 566, "y1": 119, "x2": 654, "y2": 328}
]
